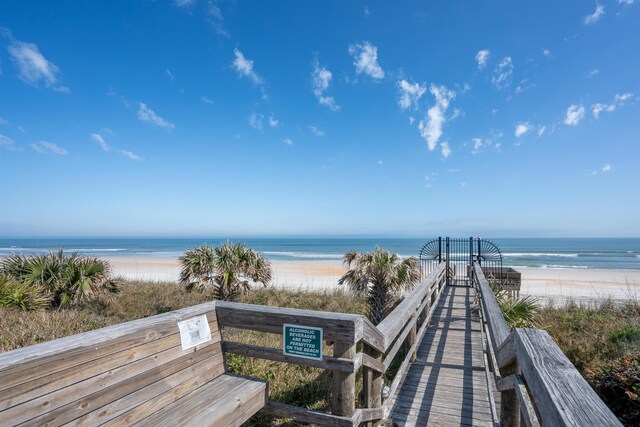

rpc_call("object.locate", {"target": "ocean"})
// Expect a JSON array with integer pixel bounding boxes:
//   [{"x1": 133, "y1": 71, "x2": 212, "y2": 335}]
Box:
[{"x1": 0, "y1": 238, "x2": 639, "y2": 270}]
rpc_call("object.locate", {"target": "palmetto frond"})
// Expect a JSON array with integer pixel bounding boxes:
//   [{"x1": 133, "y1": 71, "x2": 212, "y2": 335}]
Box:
[
  {"x1": 339, "y1": 247, "x2": 421, "y2": 324},
  {"x1": 179, "y1": 242, "x2": 272, "y2": 301}
]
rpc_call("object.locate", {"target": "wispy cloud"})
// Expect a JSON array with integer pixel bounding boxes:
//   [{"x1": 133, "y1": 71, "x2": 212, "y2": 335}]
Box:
[
  {"x1": 31, "y1": 140, "x2": 67, "y2": 155},
  {"x1": 441, "y1": 141, "x2": 451, "y2": 158},
  {"x1": 248, "y1": 112, "x2": 263, "y2": 130},
  {"x1": 491, "y1": 57, "x2": 513, "y2": 90},
  {"x1": 137, "y1": 103, "x2": 175, "y2": 130},
  {"x1": 475, "y1": 49, "x2": 490, "y2": 70},
  {"x1": 602, "y1": 163, "x2": 612, "y2": 172},
  {"x1": 592, "y1": 92, "x2": 634, "y2": 118},
  {"x1": 311, "y1": 59, "x2": 339, "y2": 111},
  {"x1": 584, "y1": 4, "x2": 605, "y2": 24},
  {"x1": 166, "y1": 69, "x2": 175, "y2": 81},
  {"x1": 564, "y1": 104, "x2": 585, "y2": 126},
  {"x1": 91, "y1": 133, "x2": 110, "y2": 151},
  {"x1": 470, "y1": 130, "x2": 503, "y2": 154},
  {"x1": 515, "y1": 122, "x2": 531, "y2": 138},
  {"x1": 587, "y1": 69, "x2": 600, "y2": 78},
  {"x1": 174, "y1": 0, "x2": 197, "y2": 7},
  {"x1": 268, "y1": 116, "x2": 279, "y2": 128},
  {"x1": 348, "y1": 41, "x2": 384, "y2": 80},
  {"x1": 121, "y1": 150, "x2": 142, "y2": 161},
  {"x1": 418, "y1": 84, "x2": 456, "y2": 151},
  {"x1": 515, "y1": 78, "x2": 535, "y2": 94},
  {"x1": 201, "y1": 96, "x2": 214, "y2": 105},
  {"x1": 5, "y1": 30, "x2": 69, "y2": 92},
  {"x1": 308, "y1": 125, "x2": 325, "y2": 137},
  {"x1": 542, "y1": 49, "x2": 552, "y2": 57},
  {"x1": 207, "y1": 1, "x2": 229, "y2": 37},
  {"x1": 0, "y1": 134, "x2": 17, "y2": 150},
  {"x1": 397, "y1": 79, "x2": 426, "y2": 111},
  {"x1": 283, "y1": 138, "x2": 293, "y2": 145},
  {"x1": 232, "y1": 49, "x2": 263, "y2": 85}
]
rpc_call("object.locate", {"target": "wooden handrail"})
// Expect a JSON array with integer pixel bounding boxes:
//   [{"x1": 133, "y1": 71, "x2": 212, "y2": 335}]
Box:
[{"x1": 471, "y1": 262, "x2": 622, "y2": 427}]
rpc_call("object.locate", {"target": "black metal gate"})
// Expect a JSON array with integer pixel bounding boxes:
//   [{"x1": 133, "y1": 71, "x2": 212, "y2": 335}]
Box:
[{"x1": 419, "y1": 237, "x2": 503, "y2": 286}]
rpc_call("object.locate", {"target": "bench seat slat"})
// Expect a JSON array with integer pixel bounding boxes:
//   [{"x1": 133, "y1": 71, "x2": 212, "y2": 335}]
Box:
[
  {"x1": 8, "y1": 342, "x2": 222, "y2": 426},
  {"x1": 136, "y1": 374, "x2": 267, "y2": 427}
]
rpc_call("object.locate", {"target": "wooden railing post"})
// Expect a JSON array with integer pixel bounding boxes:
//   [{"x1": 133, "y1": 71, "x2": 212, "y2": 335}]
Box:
[
  {"x1": 363, "y1": 345, "x2": 383, "y2": 426},
  {"x1": 500, "y1": 361, "x2": 521, "y2": 427},
  {"x1": 407, "y1": 320, "x2": 417, "y2": 362},
  {"x1": 332, "y1": 342, "x2": 356, "y2": 417}
]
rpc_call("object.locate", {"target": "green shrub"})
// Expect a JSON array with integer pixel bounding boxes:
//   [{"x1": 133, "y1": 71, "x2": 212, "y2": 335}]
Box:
[
  {"x1": 0, "y1": 273, "x2": 49, "y2": 310},
  {"x1": 0, "y1": 250, "x2": 120, "y2": 309}
]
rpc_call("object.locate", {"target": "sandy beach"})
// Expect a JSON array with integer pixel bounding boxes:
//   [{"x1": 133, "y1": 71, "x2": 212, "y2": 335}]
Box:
[{"x1": 106, "y1": 255, "x2": 640, "y2": 302}]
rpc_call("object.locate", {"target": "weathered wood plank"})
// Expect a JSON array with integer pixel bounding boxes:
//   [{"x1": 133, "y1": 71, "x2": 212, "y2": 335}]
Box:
[
  {"x1": 514, "y1": 374, "x2": 541, "y2": 427},
  {"x1": 514, "y1": 329, "x2": 622, "y2": 426},
  {"x1": 222, "y1": 341, "x2": 354, "y2": 372},
  {"x1": 472, "y1": 262, "x2": 510, "y2": 350},
  {"x1": 73, "y1": 356, "x2": 225, "y2": 426},
  {"x1": 332, "y1": 342, "x2": 356, "y2": 417},
  {"x1": 14, "y1": 343, "x2": 221, "y2": 426},
  {"x1": 215, "y1": 301, "x2": 361, "y2": 344},
  {"x1": 261, "y1": 401, "x2": 353, "y2": 427}
]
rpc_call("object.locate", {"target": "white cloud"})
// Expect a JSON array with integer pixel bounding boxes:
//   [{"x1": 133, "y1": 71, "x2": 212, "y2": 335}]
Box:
[
  {"x1": 232, "y1": 49, "x2": 263, "y2": 85},
  {"x1": 166, "y1": 69, "x2": 175, "y2": 81},
  {"x1": 7, "y1": 37, "x2": 69, "y2": 92},
  {"x1": 441, "y1": 142, "x2": 451, "y2": 158},
  {"x1": 397, "y1": 79, "x2": 426, "y2": 111},
  {"x1": 618, "y1": 0, "x2": 634, "y2": 4},
  {"x1": 564, "y1": 104, "x2": 585, "y2": 126},
  {"x1": 268, "y1": 116, "x2": 279, "y2": 128},
  {"x1": 348, "y1": 41, "x2": 384, "y2": 79},
  {"x1": 91, "y1": 133, "x2": 110, "y2": 152},
  {"x1": 587, "y1": 69, "x2": 600, "y2": 78},
  {"x1": 492, "y1": 57, "x2": 513, "y2": 90},
  {"x1": 137, "y1": 103, "x2": 175, "y2": 130},
  {"x1": 364, "y1": 6, "x2": 370, "y2": 16},
  {"x1": 0, "y1": 134, "x2": 17, "y2": 149},
  {"x1": 409, "y1": 116, "x2": 415, "y2": 125},
  {"x1": 591, "y1": 103, "x2": 615, "y2": 118},
  {"x1": 174, "y1": 0, "x2": 196, "y2": 6},
  {"x1": 377, "y1": 160, "x2": 383, "y2": 165},
  {"x1": 602, "y1": 163, "x2": 612, "y2": 172},
  {"x1": 515, "y1": 122, "x2": 531, "y2": 138},
  {"x1": 585, "y1": 4, "x2": 605, "y2": 24},
  {"x1": 542, "y1": 49, "x2": 552, "y2": 57},
  {"x1": 538, "y1": 125, "x2": 547, "y2": 136},
  {"x1": 614, "y1": 92, "x2": 633, "y2": 103},
  {"x1": 475, "y1": 49, "x2": 490, "y2": 70},
  {"x1": 470, "y1": 130, "x2": 503, "y2": 154},
  {"x1": 308, "y1": 125, "x2": 325, "y2": 137},
  {"x1": 311, "y1": 60, "x2": 339, "y2": 111},
  {"x1": 121, "y1": 150, "x2": 142, "y2": 161},
  {"x1": 418, "y1": 85, "x2": 456, "y2": 151},
  {"x1": 201, "y1": 96, "x2": 214, "y2": 104},
  {"x1": 283, "y1": 138, "x2": 293, "y2": 145},
  {"x1": 592, "y1": 92, "x2": 634, "y2": 118},
  {"x1": 31, "y1": 140, "x2": 67, "y2": 155},
  {"x1": 248, "y1": 112, "x2": 264, "y2": 130},
  {"x1": 207, "y1": 1, "x2": 229, "y2": 37}
]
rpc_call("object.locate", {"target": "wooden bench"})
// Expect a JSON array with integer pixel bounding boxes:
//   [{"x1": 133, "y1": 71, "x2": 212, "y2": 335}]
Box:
[{"x1": 0, "y1": 302, "x2": 267, "y2": 427}]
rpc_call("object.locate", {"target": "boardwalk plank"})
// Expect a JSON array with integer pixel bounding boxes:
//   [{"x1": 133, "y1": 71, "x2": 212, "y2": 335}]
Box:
[{"x1": 389, "y1": 286, "x2": 494, "y2": 427}]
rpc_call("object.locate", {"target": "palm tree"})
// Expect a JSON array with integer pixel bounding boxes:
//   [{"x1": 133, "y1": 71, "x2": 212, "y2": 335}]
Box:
[
  {"x1": 338, "y1": 248, "x2": 421, "y2": 325},
  {"x1": 179, "y1": 242, "x2": 272, "y2": 301}
]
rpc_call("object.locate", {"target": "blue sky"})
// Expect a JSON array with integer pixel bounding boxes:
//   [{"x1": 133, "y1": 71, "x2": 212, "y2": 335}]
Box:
[{"x1": 0, "y1": 0, "x2": 639, "y2": 238}]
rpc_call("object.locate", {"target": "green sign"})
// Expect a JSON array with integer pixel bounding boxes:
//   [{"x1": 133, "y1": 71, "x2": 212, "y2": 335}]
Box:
[{"x1": 283, "y1": 324, "x2": 323, "y2": 360}]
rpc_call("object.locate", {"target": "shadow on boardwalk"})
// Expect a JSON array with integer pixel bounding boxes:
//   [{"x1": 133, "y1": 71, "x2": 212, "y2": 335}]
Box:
[{"x1": 388, "y1": 286, "x2": 494, "y2": 426}]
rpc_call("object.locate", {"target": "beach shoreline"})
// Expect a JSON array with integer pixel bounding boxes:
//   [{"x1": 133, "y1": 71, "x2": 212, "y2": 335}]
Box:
[{"x1": 105, "y1": 255, "x2": 640, "y2": 302}]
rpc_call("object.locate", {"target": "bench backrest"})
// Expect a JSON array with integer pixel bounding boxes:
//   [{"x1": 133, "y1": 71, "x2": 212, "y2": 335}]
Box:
[{"x1": 0, "y1": 301, "x2": 223, "y2": 426}]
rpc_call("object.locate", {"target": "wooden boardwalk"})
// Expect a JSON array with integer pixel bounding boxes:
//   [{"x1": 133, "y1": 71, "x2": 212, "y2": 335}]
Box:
[{"x1": 389, "y1": 285, "x2": 495, "y2": 426}]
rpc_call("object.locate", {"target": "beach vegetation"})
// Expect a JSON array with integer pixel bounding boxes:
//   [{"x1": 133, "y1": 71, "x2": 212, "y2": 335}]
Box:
[
  {"x1": 338, "y1": 247, "x2": 420, "y2": 325},
  {"x1": 0, "y1": 273, "x2": 49, "y2": 310},
  {"x1": 491, "y1": 284, "x2": 540, "y2": 328},
  {"x1": 178, "y1": 242, "x2": 272, "y2": 301},
  {"x1": 0, "y1": 250, "x2": 120, "y2": 309}
]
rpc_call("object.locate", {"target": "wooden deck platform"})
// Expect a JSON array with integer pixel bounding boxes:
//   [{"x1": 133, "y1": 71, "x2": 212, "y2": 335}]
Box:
[{"x1": 389, "y1": 286, "x2": 495, "y2": 426}]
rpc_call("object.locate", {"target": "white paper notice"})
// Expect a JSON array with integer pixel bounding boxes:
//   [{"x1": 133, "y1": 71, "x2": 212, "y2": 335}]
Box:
[{"x1": 177, "y1": 315, "x2": 212, "y2": 350}]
